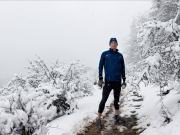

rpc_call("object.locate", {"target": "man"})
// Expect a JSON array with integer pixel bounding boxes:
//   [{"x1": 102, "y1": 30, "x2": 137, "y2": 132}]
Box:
[{"x1": 96, "y1": 37, "x2": 126, "y2": 129}]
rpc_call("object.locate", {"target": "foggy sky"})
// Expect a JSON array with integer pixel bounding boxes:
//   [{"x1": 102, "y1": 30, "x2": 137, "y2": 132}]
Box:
[{"x1": 0, "y1": 1, "x2": 151, "y2": 87}]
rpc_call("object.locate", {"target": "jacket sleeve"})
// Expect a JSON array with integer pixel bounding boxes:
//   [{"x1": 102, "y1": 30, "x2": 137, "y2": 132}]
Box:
[
  {"x1": 122, "y1": 55, "x2": 126, "y2": 82},
  {"x1": 98, "y1": 52, "x2": 105, "y2": 80}
]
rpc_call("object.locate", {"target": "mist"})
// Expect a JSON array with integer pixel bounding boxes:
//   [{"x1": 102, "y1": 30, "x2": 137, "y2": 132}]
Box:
[{"x1": 0, "y1": 1, "x2": 151, "y2": 87}]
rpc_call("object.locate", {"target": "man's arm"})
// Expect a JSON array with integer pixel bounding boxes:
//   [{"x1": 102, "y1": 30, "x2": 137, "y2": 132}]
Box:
[
  {"x1": 98, "y1": 52, "x2": 105, "y2": 80},
  {"x1": 122, "y1": 55, "x2": 126, "y2": 82}
]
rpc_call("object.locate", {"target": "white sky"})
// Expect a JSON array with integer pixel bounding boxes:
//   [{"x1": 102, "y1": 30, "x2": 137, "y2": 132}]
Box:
[{"x1": 0, "y1": 1, "x2": 152, "y2": 87}]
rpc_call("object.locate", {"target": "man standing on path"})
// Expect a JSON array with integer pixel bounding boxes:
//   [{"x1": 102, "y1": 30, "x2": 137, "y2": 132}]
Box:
[{"x1": 96, "y1": 37, "x2": 127, "y2": 129}]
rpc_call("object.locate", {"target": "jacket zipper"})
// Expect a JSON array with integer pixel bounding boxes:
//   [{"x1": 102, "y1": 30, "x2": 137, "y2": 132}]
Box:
[{"x1": 109, "y1": 53, "x2": 111, "y2": 81}]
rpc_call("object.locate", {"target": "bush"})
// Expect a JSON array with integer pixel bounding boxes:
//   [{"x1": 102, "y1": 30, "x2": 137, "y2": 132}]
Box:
[{"x1": 0, "y1": 56, "x2": 94, "y2": 135}]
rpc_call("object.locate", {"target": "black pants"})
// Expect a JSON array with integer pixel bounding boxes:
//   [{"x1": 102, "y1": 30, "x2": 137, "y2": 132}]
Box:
[{"x1": 98, "y1": 80, "x2": 121, "y2": 114}]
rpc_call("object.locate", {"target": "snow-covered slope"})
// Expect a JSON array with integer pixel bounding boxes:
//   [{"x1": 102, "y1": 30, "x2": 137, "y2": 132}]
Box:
[
  {"x1": 45, "y1": 85, "x2": 113, "y2": 135},
  {"x1": 0, "y1": 56, "x2": 96, "y2": 135},
  {"x1": 136, "y1": 83, "x2": 180, "y2": 135},
  {"x1": 126, "y1": 0, "x2": 180, "y2": 135}
]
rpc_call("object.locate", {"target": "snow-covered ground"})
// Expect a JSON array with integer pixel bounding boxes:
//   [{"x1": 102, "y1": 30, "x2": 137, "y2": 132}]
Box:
[
  {"x1": 125, "y1": 1, "x2": 180, "y2": 134},
  {"x1": 45, "y1": 85, "x2": 114, "y2": 135},
  {"x1": 0, "y1": 57, "x2": 101, "y2": 135},
  {"x1": 135, "y1": 83, "x2": 180, "y2": 135}
]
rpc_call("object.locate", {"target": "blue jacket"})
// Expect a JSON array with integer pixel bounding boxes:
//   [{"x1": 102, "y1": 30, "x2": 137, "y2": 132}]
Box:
[{"x1": 98, "y1": 48, "x2": 126, "y2": 82}]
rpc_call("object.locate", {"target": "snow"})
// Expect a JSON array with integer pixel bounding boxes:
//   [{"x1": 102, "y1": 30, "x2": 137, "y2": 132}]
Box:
[
  {"x1": 145, "y1": 53, "x2": 160, "y2": 66},
  {"x1": 135, "y1": 83, "x2": 180, "y2": 135},
  {"x1": 0, "y1": 57, "x2": 97, "y2": 135},
  {"x1": 45, "y1": 85, "x2": 114, "y2": 135},
  {"x1": 127, "y1": 4, "x2": 180, "y2": 134}
]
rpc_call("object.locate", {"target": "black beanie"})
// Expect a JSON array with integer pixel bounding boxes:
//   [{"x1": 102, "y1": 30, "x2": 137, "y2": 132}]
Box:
[{"x1": 109, "y1": 38, "x2": 118, "y2": 45}]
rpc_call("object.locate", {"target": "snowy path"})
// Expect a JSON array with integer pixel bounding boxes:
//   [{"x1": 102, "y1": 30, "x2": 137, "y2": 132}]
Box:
[
  {"x1": 76, "y1": 88, "x2": 145, "y2": 135},
  {"x1": 44, "y1": 85, "x2": 114, "y2": 135},
  {"x1": 41, "y1": 84, "x2": 146, "y2": 135}
]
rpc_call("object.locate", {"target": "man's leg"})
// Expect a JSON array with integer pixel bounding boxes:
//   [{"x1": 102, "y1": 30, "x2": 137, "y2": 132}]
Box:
[
  {"x1": 112, "y1": 82, "x2": 123, "y2": 124},
  {"x1": 98, "y1": 82, "x2": 112, "y2": 118},
  {"x1": 113, "y1": 82, "x2": 121, "y2": 115}
]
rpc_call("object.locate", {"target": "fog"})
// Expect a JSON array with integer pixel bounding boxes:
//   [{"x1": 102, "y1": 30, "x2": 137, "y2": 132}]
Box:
[{"x1": 0, "y1": 1, "x2": 151, "y2": 87}]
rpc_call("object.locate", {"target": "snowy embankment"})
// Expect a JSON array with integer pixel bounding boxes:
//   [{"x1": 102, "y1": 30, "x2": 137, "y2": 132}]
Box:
[
  {"x1": 126, "y1": 0, "x2": 180, "y2": 133},
  {"x1": 124, "y1": 72, "x2": 180, "y2": 135},
  {"x1": 0, "y1": 56, "x2": 104, "y2": 135},
  {"x1": 45, "y1": 85, "x2": 113, "y2": 135},
  {"x1": 133, "y1": 20, "x2": 180, "y2": 135},
  {"x1": 135, "y1": 83, "x2": 180, "y2": 135}
]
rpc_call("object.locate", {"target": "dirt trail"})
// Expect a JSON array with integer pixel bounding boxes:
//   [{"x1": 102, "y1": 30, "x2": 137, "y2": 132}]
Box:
[{"x1": 77, "y1": 90, "x2": 145, "y2": 135}]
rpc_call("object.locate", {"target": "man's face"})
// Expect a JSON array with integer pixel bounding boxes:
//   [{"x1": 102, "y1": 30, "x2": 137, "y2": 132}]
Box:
[{"x1": 109, "y1": 41, "x2": 118, "y2": 49}]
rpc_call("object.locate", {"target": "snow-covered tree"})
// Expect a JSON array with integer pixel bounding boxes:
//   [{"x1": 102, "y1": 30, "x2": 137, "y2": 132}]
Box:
[
  {"x1": 0, "y1": 56, "x2": 94, "y2": 135},
  {"x1": 127, "y1": 0, "x2": 180, "y2": 127}
]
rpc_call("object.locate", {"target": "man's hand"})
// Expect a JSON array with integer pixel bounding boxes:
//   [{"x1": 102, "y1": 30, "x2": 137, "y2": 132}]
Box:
[
  {"x1": 98, "y1": 77, "x2": 104, "y2": 88},
  {"x1": 121, "y1": 81, "x2": 127, "y2": 89}
]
